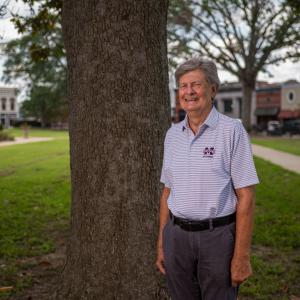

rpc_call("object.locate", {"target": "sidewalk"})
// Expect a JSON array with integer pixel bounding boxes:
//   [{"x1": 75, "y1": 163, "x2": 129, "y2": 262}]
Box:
[
  {"x1": 0, "y1": 137, "x2": 53, "y2": 147},
  {"x1": 252, "y1": 144, "x2": 300, "y2": 175}
]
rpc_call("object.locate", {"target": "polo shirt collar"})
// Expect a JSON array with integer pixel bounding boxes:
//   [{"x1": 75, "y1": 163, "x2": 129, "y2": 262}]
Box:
[{"x1": 182, "y1": 106, "x2": 219, "y2": 131}]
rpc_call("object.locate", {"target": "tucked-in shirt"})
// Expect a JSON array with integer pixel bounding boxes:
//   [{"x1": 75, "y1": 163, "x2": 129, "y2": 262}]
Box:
[{"x1": 160, "y1": 106, "x2": 259, "y2": 220}]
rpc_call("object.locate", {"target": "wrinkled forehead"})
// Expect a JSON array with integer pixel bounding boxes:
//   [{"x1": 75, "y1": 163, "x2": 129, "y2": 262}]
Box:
[{"x1": 178, "y1": 68, "x2": 209, "y2": 84}]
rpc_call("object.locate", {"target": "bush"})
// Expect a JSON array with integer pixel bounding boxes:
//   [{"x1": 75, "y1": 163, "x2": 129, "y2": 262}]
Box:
[{"x1": 0, "y1": 132, "x2": 15, "y2": 142}]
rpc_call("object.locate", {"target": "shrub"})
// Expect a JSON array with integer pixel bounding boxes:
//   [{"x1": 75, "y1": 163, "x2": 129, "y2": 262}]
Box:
[{"x1": 0, "y1": 132, "x2": 15, "y2": 142}]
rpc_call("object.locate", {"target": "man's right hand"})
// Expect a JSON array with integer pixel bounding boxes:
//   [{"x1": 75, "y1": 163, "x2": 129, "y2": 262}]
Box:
[
  {"x1": 156, "y1": 186, "x2": 170, "y2": 276},
  {"x1": 156, "y1": 246, "x2": 166, "y2": 275}
]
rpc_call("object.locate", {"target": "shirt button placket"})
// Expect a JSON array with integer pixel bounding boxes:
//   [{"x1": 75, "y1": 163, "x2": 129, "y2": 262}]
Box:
[{"x1": 187, "y1": 130, "x2": 193, "y2": 203}]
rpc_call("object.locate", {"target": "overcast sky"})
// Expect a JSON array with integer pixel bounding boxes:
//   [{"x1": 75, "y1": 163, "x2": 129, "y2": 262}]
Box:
[{"x1": 1, "y1": 1, "x2": 300, "y2": 91}]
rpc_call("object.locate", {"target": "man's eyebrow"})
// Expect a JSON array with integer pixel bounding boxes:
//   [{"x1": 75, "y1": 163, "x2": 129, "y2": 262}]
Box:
[{"x1": 179, "y1": 80, "x2": 203, "y2": 85}]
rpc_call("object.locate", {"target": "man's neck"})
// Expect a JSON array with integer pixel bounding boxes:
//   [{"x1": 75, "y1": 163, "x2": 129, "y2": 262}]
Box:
[{"x1": 187, "y1": 107, "x2": 212, "y2": 135}]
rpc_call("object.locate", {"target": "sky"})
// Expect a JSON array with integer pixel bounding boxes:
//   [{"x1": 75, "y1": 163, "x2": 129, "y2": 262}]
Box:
[
  {"x1": 1, "y1": 0, "x2": 300, "y2": 97},
  {"x1": 0, "y1": 0, "x2": 32, "y2": 95}
]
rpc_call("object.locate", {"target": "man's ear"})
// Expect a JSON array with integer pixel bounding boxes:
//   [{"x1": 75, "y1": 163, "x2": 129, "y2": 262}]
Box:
[{"x1": 211, "y1": 84, "x2": 217, "y2": 98}]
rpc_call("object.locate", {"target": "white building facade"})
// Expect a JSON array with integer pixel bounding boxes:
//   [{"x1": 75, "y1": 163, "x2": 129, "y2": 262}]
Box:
[
  {"x1": 0, "y1": 86, "x2": 19, "y2": 128},
  {"x1": 214, "y1": 82, "x2": 243, "y2": 119}
]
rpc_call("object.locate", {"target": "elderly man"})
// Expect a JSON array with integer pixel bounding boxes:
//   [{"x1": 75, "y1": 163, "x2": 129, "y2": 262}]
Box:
[{"x1": 156, "y1": 57, "x2": 259, "y2": 300}]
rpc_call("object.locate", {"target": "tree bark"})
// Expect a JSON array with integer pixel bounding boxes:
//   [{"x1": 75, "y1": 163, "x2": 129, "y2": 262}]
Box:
[
  {"x1": 241, "y1": 80, "x2": 255, "y2": 132},
  {"x1": 59, "y1": 1, "x2": 170, "y2": 299}
]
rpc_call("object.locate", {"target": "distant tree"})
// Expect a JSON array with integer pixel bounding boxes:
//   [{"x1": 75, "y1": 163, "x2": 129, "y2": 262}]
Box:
[
  {"x1": 20, "y1": 81, "x2": 67, "y2": 127},
  {"x1": 168, "y1": 0, "x2": 300, "y2": 130},
  {"x1": 286, "y1": 0, "x2": 300, "y2": 13},
  {"x1": 168, "y1": 0, "x2": 193, "y2": 68},
  {"x1": 2, "y1": 0, "x2": 66, "y2": 126}
]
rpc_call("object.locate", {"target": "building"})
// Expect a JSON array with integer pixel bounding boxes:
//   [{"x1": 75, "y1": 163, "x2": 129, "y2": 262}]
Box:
[
  {"x1": 214, "y1": 82, "x2": 243, "y2": 119},
  {"x1": 279, "y1": 81, "x2": 300, "y2": 121},
  {"x1": 169, "y1": 75, "x2": 177, "y2": 120},
  {"x1": 213, "y1": 82, "x2": 257, "y2": 126},
  {"x1": 0, "y1": 86, "x2": 19, "y2": 128},
  {"x1": 254, "y1": 83, "x2": 281, "y2": 129}
]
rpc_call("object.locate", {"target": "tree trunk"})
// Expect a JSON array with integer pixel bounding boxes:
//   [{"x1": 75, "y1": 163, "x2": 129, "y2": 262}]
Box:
[
  {"x1": 241, "y1": 80, "x2": 255, "y2": 132},
  {"x1": 59, "y1": 1, "x2": 170, "y2": 299}
]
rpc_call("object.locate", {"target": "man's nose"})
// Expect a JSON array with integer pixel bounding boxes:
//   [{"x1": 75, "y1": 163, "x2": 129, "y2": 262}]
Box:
[{"x1": 186, "y1": 84, "x2": 195, "y2": 94}]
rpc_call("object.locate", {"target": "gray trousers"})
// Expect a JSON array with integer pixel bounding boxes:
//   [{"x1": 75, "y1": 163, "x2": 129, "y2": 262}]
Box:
[{"x1": 163, "y1": 218, "x2": 238, "y2": 300}]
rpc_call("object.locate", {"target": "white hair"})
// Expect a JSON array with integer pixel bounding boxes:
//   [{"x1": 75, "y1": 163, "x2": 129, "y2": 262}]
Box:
[{"x1": 175, "y1": 57, "x2": 220, "y2": 91}]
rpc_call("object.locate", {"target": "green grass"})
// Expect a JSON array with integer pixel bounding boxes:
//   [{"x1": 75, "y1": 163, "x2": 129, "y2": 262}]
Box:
[
  {"x1": 240, "y1": 157, "x2": 300, "y2": 299},
  {"x1": 252, "y1": 137, "x2": 300, "y2": 157},
  {"x1": 0, "y1": 130, "x2": 300, "y2": 299},
  {"x1": 0, "y1": 132, "x2": 70, "y2": 296}
]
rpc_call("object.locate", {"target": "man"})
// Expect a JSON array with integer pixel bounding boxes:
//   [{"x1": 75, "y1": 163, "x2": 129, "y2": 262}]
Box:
[{"x1": 156, "y1": 57, "x2": 259, "y2": 300}]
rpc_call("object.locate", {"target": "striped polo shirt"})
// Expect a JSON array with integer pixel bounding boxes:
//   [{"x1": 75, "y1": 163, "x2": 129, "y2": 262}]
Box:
[{"x1": 160, "y1": 106, "x2": 259, "y2": 220}]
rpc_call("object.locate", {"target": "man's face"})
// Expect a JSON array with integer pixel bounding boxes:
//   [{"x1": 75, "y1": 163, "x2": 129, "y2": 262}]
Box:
[{"x1": 178, "y1": 69, "x2": 217, "y2": 114}]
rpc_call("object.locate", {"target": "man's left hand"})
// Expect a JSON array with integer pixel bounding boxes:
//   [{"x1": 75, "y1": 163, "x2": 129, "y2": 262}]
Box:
[{"x1": 231, "y1": 255, "x2": 252, "y2": 287}]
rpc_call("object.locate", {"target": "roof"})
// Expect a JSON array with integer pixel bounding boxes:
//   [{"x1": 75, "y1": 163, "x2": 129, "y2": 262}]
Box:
[
  {"x1": 256, "y1": 85, "x2": 281, "y2": 93},
  {"x1": 219, "y1": 82, "x2": 242, "y2": 92}
]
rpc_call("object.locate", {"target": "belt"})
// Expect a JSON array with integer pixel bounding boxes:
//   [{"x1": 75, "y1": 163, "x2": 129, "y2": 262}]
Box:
[{"x1": 169, "y1": 211, "x2": 236, "y2": 232}]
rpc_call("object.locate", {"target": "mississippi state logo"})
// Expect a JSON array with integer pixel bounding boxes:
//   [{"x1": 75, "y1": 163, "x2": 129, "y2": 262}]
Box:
[{"x1": 203, "y1": 147, "x2": 215, "y2": 158}]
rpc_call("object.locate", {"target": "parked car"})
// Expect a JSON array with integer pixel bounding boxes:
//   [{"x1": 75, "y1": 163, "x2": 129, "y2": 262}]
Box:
[
  {"x1": 267, "y1": 120, "x2": 282, "y2": 136},
  {"x1": 282, "y1": 119, "x2": 300, "y2": 135},
  {"x1": 252, "y1": 123, "x2": 267, "y2": 133}
]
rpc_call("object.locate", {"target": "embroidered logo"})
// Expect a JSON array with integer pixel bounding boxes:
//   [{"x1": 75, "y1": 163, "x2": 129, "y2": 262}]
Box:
[{"x1": 203, "y1": 147, "x2": 215, "y2": 158}]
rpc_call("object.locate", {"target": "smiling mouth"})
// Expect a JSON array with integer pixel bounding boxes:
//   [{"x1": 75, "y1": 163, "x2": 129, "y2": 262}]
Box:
[{"x1": 185, "y1": 98, "x2": 198, "y2": 102}]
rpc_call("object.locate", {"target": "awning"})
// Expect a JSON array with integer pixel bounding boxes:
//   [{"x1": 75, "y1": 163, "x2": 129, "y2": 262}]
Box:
[
  {"x1": 254, "y1": 107, "x2": 279, "y2": 116},
  {"x1": 278, "y1": 110, "x2": 300, "y2": 119}
]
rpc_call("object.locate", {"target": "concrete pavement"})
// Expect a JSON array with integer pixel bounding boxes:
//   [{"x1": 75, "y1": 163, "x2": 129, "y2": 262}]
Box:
[
  {"x1": 0, "y1": 137, "x2": 53, "y2": 147},
  {"x1": 252, "y1": 144, "x2": 300, "y2": 175}
]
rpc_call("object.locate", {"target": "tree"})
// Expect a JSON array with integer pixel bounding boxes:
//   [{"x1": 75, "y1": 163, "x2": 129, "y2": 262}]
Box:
[
  {"x1": 2, "y1": 0, "x2": 67, "y2": 126},
  {"x1": 168, "y1": 0, "x2": 300, "y2": 130},
  {"x1": 0, "y1": 0, "x2": 9, "y2": 18},
  {"x1": 20, "y1": 82, "x2": 67, "y2": 127},
  {"x1": 58, "y1": 0, "x2": 170, "y2": 299}
]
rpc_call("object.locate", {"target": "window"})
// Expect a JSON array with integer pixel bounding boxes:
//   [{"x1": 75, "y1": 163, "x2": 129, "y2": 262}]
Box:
[
  {"x1": 286, "y1": 90, "x2": 295, "y2": 103},
  {"x1": 10, "y1": 98, "x2": 15, "y2": 111},
  {"x1": 224, "y1": 99, "x2": 233, "y2": 113},
  {"x1": 1, "y1": 98, "x2": 6, "y2": 111}
]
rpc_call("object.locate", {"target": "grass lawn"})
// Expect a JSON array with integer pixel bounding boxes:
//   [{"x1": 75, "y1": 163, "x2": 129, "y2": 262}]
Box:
[
  {"x1": 0, "y1": 129, "x2": 300, "y2": 299},
  {"x1": 0, "y1": 131, "x2": 70, "y2": 297},
  {"x1": 252, "y1": 136, "x2": 300, "y2": 157},
  {"x1": 240, "y1": 157, "x2": 300, "y2": 299}
]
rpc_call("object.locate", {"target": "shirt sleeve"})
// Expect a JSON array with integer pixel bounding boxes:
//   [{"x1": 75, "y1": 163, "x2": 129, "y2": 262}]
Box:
[
  {"x1": 231, "y1": 122, "x2": 259, "y2": 189},
  {"x1": 160, "y1": 129, "x2": 172, "y2": 188}
]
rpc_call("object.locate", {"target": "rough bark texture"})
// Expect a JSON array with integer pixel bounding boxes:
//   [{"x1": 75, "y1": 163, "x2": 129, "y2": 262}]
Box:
[
  {"x1": 241, "y1": 80, "x2": 255, "y2": 132},
  {"x1": 59, "y1": 1, "x2": 170, "y2": 299}
]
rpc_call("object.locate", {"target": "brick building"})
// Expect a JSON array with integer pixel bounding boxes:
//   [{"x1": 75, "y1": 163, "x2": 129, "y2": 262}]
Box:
[{"x1": 254, "y1": 83, "x2": 281, "y2": 129}]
